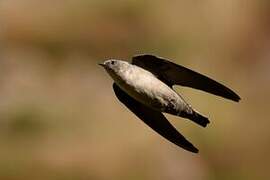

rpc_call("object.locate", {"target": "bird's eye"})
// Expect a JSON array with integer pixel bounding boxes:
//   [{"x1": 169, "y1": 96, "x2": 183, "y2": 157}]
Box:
[{"x1": 111, "y1": 61, "x2": 115, "y2": 65}]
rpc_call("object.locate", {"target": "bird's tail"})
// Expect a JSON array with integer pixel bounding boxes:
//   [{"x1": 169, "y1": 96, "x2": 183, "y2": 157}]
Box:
[{"x1": 181, "y1": 109, "x2": 210, "y2": 128}]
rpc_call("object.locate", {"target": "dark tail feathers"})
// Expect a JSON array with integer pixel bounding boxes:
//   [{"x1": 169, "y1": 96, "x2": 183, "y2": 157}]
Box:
[{"x1": 183, "y1": 110, "x2": 210, "y2": 127}]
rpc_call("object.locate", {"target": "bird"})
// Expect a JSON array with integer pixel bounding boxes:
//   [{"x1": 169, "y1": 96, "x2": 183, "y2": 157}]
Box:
[{"x1": 99, "y1": 54, "x2": 240, "y2": 153}]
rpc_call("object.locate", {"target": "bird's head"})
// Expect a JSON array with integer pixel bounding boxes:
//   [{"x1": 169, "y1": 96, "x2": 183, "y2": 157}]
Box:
[
  {"x1": 99, "y1": 59, "x2": 131, "y2": 81},
  {"x1": 99, "y1": 59, "x2": 120, "y2": 69}
]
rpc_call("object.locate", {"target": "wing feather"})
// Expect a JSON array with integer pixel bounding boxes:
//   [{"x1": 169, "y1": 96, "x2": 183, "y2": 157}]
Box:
[
  {"x1": 113, "y1": 83, "x2": 198, "y2": 153},
  {"x1": 132, "y1": 54, "x2": 240, "y2": 102}
]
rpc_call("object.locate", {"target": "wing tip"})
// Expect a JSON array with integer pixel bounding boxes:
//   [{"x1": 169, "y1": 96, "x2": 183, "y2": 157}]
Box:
[
  {"x1": 176, "y1": 142, "x2": 199, "y2": 153},
  {"x1": 174, "y1": 138, "x2": 199, "y2": 153},
  {"x1": 190, "y1": 146, "x2": 199, "y2": 153},
  {"x1": 183, "y1": 143, "x2": 199, "y2": 153},
  {"x1": 229, "y1": 93, "x2": 241, "y2": 102}
]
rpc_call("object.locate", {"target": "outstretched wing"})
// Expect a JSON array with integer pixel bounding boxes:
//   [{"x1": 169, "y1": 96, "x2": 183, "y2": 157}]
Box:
[
  {"x1": 132, "y1": 54, "x2": 240, "y2": 102},
  {"x1": 113, "y1": 83, "x2": 199, "y2": 153}
]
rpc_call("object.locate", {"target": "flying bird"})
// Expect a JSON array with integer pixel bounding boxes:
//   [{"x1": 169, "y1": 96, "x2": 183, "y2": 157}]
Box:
[{"x1": 99, "y1": 54, "x2": 240, "y2": 153}]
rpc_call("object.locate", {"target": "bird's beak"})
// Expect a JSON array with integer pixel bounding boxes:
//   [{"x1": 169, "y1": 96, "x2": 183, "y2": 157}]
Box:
[{"x1": 98, "y1": 63, "x2": 105, "y2": 67}]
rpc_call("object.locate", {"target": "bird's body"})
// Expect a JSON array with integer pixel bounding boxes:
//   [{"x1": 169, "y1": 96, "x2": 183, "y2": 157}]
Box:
[
  {"x1": 110, "y1": 61, "x2": 184, "y2": 113},
  {"x1": 99, "y1": 54, "x2": 240, "y2": 153}
]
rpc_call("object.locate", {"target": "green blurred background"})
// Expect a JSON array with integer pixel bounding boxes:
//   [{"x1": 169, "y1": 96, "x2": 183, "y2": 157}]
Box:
[{"x1": 0, "y1": 0, "x2": 270, "y2": 179}]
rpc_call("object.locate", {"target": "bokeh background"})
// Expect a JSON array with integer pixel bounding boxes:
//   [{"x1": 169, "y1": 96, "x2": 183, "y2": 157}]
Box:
[{"x1": 1, "y1": 0, "x2": 270, "y2": 179}]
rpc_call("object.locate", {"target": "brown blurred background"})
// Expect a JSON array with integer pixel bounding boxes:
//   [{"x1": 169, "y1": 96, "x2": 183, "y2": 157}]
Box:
[{"x1": 0, "y1": 0, "x2": 270, "y2": 180}]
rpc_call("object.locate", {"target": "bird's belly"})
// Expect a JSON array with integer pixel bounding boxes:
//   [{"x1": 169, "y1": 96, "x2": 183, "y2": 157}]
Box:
[{"x1": 117, "y1": 73, "x2": 180, "y2": 111}]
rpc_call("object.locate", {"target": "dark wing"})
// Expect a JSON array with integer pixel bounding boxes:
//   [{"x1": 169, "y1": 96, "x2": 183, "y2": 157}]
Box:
[
  {"x1": 113, "y1": 83, "x2": 198, "y2": 153},
  {"x1": 132, "y1": 54, "x2": 240, "y2": 102}
]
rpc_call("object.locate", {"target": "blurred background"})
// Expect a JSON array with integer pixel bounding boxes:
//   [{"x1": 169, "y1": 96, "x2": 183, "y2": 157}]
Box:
[{"x1": 0, "y1": 0, "x2": 270, "y2": 179}]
